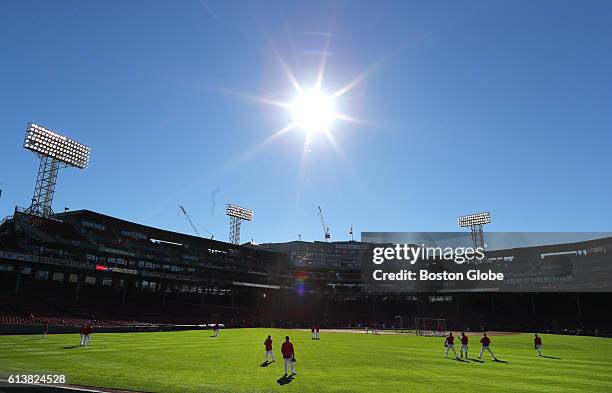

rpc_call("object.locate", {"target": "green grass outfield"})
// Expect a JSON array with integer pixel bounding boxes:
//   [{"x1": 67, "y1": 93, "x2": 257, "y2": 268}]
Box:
[{"x1": 1, "y1": 329, "x2": 611, "y2": 393}]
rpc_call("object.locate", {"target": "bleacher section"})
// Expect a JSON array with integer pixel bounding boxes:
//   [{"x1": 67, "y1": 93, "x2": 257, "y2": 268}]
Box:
[{"x1": 0, "y1": 296, "x2": 152, "y2": 328}]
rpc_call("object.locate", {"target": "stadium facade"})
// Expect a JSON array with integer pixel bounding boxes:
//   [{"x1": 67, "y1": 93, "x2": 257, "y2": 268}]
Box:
[
  {"x1": 1, "y1": 210, "x2": 610, "y2": 335},
  {"x1": 257, "y1": 240, "x2": 372, "y2": 268}
]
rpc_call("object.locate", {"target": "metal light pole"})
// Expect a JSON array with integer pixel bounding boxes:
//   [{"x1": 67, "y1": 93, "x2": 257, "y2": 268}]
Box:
[
  {"x1": 458, "y1": 212, "x2": 491, "y2": 249},
  {"x1": 23, "y1": 123, "x2": 91, "y2": 218},
  {"x1": 226, "y1": 204, "x2": 253, "y2": 245}
]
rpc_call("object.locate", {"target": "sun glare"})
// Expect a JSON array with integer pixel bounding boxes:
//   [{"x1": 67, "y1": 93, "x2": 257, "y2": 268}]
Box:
[
  {"x1": 290, "y1": 89, "x2": 336, "y2": 134},
  {"x1": 223, "y1": 40, "x2": 376, "y2": 171}
]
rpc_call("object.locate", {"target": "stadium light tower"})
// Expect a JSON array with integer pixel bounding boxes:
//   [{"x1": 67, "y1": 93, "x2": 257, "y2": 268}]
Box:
[
  {"x1": 458, "y1": 212, "x2": 491, "y2": 249},
  {"x1": 23, "y1": 123, "x2": 91, "y2": 218},
  {"x1": 226, "y1": 204, "x2": 253, "y2": 245}
]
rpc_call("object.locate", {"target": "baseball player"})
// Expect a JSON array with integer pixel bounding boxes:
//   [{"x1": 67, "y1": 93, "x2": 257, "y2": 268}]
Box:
[
  {"x1": 460, "y1": 332, "x2": 469, "y2": 358},
  {"x1": 264, "y1": 335, "x2": 275, "y2": 362},
  {"x1": 478, "y1": 333, "x2": 497, "y2": 360},
  {"x1": 84, "y1": 323, "x2": 92, "y2": 346},
  {"x1": 79, "y1": 324, "x2": 86, "y2": 346},
  {"x1": 534, "y1": 334, "x2": 542, "y2": 356},
  {"x1": 281, "y1": 336, "x2": 296, "y2": 376},
  {"x1": 444, "y1": 332, "x2": 459, "y2": 359}
]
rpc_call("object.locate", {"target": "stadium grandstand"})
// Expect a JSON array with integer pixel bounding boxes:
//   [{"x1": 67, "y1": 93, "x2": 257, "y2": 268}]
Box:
[{"x1": 1, "y1": 209, "x2": 611, "y2": 336}]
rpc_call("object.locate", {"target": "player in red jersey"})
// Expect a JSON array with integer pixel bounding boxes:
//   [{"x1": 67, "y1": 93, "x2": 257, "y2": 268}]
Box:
[
  {"x1": 281, "y1": 336, "x2": 296, "y2": 376},
  {"x1": 459, "y1": 332, "x2": 469, "y2": 358},
  {"x1": 42, "y1": 322, "x2": 49, "y2": 339},
  {"x1": 264, "y1": 335, "x2": 275, "y2": 363},
  {"x1": 79, "y1": 324, "x2": 86, "y2": 346},
  {"x1": 311, "y1": 326, "x2": 315, "y2": 340},
  {"x1": 534, "y1": 334, "x2": 542, "y2": 356},
  {"x1": 478, "y1": 332, "x2": 497, "y2": 360},
  {"x1": 444, "y1": 332, "x2": 459, "y2": 359},
  {"x1": 84, "y1": 323, "x2": 92, "y2": 346},
  {"x1": 315, "y1": 326, "x2": 320, "y2": 340}
]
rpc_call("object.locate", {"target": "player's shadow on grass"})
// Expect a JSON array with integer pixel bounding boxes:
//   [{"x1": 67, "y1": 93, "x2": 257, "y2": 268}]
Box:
[
  {"x1": 493, "y1": 359, "x2": 509, "y2": 364},
  {"x1": 540, "y1": 355, "x2": 561, "y2": 360},
  {"x1": 454, "y1": 357, "x2": 469, "y2": 363},
  {"x1": 277, "y1": 375, "x2": 294, "y2": 385},
  {"x1": 260, "y1": 361, "x2": 274, "y2": 367},
  {"x1": 468, "y1": 358, "x2": 484, "y2": 363},
  {"x1": 61, "y1": 345, "x2": 81, "y2": 350}
]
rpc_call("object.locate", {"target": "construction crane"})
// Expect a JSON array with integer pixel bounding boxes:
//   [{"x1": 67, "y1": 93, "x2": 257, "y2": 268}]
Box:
[
  {"x1": 318, "y1": 206, "x2": 331, "y2": 241},
  {"x1": 179, "y1": 204, "x2": 214, "y2": 239}
]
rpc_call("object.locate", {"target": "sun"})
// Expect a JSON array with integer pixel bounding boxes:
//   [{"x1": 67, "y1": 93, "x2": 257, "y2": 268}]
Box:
[
  {"x1": 290, "y1": 89, "x2": 337, "y2": 134},
  {"x1": 221, "y1": 40, "x2": 376, "y2": 170}
]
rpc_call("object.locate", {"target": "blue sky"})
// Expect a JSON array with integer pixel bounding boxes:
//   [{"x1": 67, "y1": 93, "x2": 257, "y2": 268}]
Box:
[{"x1": 1, "y1": 0, "x2": 611, "y2": 243}]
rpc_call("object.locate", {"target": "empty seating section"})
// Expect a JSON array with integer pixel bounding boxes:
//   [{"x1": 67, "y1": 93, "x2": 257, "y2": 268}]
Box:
[{"x1": 0, "y1": 298, "x2": 152, "y2": 328}]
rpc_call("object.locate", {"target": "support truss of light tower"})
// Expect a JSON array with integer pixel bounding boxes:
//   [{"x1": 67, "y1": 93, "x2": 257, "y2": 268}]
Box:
[
  {"x1": 226, "y1": 204, "x2": 253, "y2": 245},
  {"x1": 23, "y1": 123, "x2": 91, "y2": 218},
  {"x1": 458, "y1": 212, "x2": 491, "y2": 249}
]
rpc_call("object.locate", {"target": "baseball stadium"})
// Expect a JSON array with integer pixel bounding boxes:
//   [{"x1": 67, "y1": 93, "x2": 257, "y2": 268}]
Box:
[
  {"x1": 2, "y1": 1, "x2": 612, "y2": 393},
  {"x1": 1, "y1": 209, "x2": 611, "y2": 392}
]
